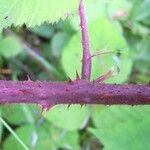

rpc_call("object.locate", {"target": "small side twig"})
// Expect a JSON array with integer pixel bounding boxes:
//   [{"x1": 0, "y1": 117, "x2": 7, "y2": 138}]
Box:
[{"x1": 79, "y1": 0, "x2": 91, "y2": 80}]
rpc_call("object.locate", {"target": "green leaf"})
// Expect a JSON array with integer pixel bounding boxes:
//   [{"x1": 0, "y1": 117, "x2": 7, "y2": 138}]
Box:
[
  {"x1": 29, "y1": 23, "x2": 54, "y2": 38},
  {"x1": 106, "y1": 0, "x2": 131, "y2": 19},
  {"x1": 53, "y1": 128, "x2": 80, "y2": 150},
  {"x1": 45, "y1": 105, "x2": 89, "y2": 130},
  {"x1": 90, "y1": 105, "x2": 150, "y2": 150},
  {"x1": 0, "y1": 0, "x2": 79, "y2": 29},
  {"x1": 2, "y1": 104, "x2": 40, "y2": 125},
  {"x1": 61, "y1": 132, "x2": 80, "y2": 150},
  {"x1": 51, "y1": 32, "x2": 69, "y2": 57},
  {"x1": 129, "y1": 0, "x2": 150, "y2": 26},
  {"x1": 61, "y1": 14, "x2": 132, "y2": 83},
  {"x1": 135, "y1": 36, "x2": 150, "y2": 62},
  {"x1": 3, "y1": 124, "x2": 44, "y2": 150},
  {"x1": 3, "y1": 123, "x2": 80, "y2": 150},
  {"x1": 0, "y1": 36, "x2": 22, "y2": 58},
  {"x1": 123, "y1": 24, "x2": 150, "y2": 81}
]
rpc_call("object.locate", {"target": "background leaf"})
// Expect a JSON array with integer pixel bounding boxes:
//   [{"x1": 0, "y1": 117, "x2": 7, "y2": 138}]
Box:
[
  {"x1": 51, "y1": 32, "x2": 69, "y2": 57},
  {"x1": 29, "y1": 23, "x2": 54, "y2": 39},
  {"x1": 0, "y1": 36, "x2": 22, "y2": 58},
  {"x1": 129, "y1": 0, "x2": 150, "y2": 26},
  {"x1": 2, "y1": 104, "x2": 40, "y2": 125},
  {"x1": 45, "y1": 105, "x2": 90, "y2": 130},
  {"x1": 3, "y1": 123, "x2": 79, "y2": 150},
  {"x1": 90, "y1": 105, "x2": 150, "y2": 150}
]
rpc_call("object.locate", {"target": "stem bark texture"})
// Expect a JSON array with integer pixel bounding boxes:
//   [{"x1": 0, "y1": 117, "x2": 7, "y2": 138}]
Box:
[{"x1": 0, "y1": 80, "x2": 149, "y2": 108}]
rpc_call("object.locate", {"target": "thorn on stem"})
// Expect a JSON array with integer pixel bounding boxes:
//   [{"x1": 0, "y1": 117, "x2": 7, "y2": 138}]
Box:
[
  {"x1": 27, "y1": 75, "x2": 32, "y2": 81},
  {"x1": 67, "y1": 104, "x2": 71, "y2": 109},
  {"x1": 76, "y1": 71, "x2": 81, "y2": 80},
  {"x1": 40, "y1": 105, "x2": 53, "y2": 115},
  {"x1": 40, "y1": 100, "x2": 53, "y2": 114},
  {"x1": 80, "y1": 104, "x2": 84, "y2": 108},
  {"x1": 95, "y1": 70, "x2": 113, "y2": 83},
  {"x1": 68, "y1": 77, "x2": 73, "y2": 83},
  {"x1": 95, "y1": 66, "x2": 120, "y2": 83}
]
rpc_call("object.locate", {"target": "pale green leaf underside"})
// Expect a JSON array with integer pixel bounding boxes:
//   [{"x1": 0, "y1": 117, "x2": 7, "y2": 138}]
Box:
[{"x1": 0, "y1": 0, "x2": 79, "y2": 30}]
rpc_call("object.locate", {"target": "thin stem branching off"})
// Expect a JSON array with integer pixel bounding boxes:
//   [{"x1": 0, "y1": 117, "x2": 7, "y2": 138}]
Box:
[{"x1": 79, "y1": 0, "x2": 91, "y2": 80}]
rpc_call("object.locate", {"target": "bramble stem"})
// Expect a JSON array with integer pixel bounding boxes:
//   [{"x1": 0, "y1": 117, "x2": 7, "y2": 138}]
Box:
[
  {"x1": 0, "y1": 1, "x2": 149, "y2": 107},
  {"x1": 0, "y1": 80, "x2": 149, "y2": 106},
  {"x1": 79, "y1": 0, "x2": 91, "y2": 80}
]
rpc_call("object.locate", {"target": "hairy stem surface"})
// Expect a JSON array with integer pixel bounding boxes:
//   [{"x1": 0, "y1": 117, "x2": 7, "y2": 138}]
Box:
[{"x1": 0, "y1": 80, "x2": 149, "y2": 108}]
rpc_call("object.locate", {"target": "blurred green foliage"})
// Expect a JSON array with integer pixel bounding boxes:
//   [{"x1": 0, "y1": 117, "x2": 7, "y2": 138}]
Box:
[{"x1": 0, "y1": 0, "x2": 150, "y2": 149}]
